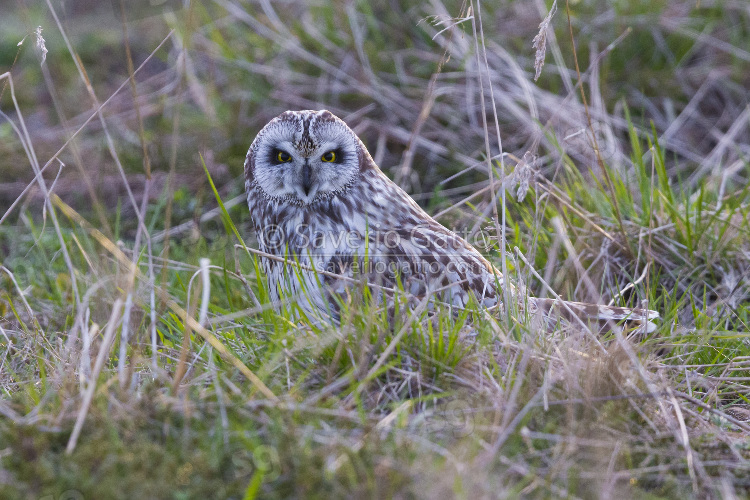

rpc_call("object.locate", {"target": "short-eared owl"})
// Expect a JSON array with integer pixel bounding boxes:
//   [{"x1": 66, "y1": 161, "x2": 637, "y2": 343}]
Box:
[{"x1": 244, "y1": 110, "x2": 658, "y2": 333}]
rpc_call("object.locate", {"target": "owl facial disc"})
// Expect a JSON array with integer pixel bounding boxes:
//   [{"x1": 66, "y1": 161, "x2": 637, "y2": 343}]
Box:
[{"x1": 246, "y1": 110, "x2": 363, "y2": 206}]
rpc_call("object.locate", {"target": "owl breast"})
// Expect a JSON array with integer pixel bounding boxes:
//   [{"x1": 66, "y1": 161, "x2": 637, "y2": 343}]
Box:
[{"x1": 247, "y1": 169, "x2": 501, "y2": 318}]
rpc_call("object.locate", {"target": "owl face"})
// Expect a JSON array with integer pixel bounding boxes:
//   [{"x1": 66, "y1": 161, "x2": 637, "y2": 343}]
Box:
[{"x1": 246, "y1": 110, "x2": 363, "y2": 206}]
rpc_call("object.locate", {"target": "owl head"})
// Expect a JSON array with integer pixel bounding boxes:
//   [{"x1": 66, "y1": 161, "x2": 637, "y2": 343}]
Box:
[{"x1": 245, "y1": 110, "x2": 371, "y2": 206}]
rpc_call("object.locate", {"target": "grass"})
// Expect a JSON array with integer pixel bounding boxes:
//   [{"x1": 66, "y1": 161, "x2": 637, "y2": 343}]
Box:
[{"x1": 1, "y1": 0, "x2": 750, "y2": 498}]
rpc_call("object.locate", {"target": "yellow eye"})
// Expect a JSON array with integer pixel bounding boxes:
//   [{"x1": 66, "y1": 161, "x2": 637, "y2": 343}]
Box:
[
  {"x1": 321, "y1": 151, "x2": 336, "y2": 162},
  {"x1": 276, "y1": 151, "x2": 291, "y2": 163}
]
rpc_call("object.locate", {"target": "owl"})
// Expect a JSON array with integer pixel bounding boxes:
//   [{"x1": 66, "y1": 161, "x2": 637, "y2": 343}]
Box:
[{"x1": 244, "y1": 110, "x2": 658, "y2": 334}]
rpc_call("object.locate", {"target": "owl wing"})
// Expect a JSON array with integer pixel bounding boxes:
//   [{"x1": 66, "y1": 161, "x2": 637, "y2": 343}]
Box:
[
  {"x1": 524, "y1": 297, "x2": 660, "y2": 335},
  {"x1": 318, "y1": 232, "x2": 659, "y2": 336},
  {"x1": 315, "y1": 216, "x2": 503, "y2": 313}
]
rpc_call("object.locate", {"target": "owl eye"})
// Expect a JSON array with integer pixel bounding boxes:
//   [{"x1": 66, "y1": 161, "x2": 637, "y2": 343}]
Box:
[
  {"x1": 276, "y1": 150, "x2": 292, "y2": 163},
  {"x1": 321, "y1": 151, "x2": 336, "y2": 163}
]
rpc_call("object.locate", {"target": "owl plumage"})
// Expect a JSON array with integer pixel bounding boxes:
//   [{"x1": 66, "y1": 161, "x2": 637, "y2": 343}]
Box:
[{"x1": 244, "y1": 110, "x2": 658, "y2": 334}]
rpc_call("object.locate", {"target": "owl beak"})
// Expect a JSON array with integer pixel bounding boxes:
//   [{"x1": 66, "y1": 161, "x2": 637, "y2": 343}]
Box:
[{"x1": 301, "y1": 162, "x2": 314, "y2": 195}]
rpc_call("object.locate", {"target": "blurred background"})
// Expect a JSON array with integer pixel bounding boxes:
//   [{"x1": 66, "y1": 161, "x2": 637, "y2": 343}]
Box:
[{"x1": 2, "y1": 0, "x2": 748, "y2": 238}]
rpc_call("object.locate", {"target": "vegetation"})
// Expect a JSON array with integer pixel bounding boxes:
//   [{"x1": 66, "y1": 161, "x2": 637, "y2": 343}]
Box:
[{"x1": 1, "y1": 0, "x2": 749, "y2": 497}]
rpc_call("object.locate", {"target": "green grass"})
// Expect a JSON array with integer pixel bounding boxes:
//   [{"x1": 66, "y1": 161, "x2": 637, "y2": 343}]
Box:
[{"x1": 2, "y1": 0, "x2": 750, "y2": 498}]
